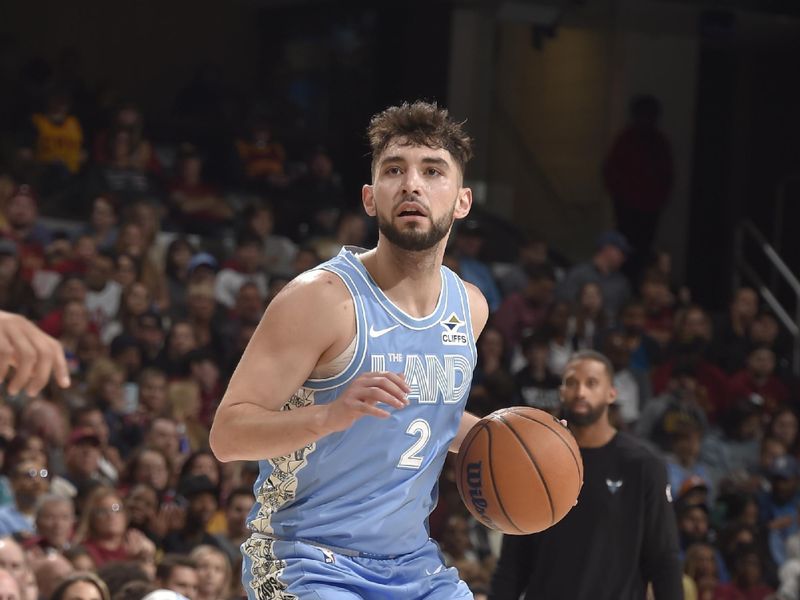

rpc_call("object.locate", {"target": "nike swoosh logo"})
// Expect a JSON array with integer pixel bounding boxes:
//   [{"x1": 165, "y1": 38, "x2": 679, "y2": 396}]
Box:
[
  {"x1": 369, "y1": 324, "x2": 400, "y2": 338},
  {"x1": 425, "y1": 565, "x2": 444, "y2": 576}
]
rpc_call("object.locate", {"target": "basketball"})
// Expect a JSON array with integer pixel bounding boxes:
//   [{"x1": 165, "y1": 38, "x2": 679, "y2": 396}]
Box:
[{"x1": 455, "y1": 406, "x2": 584, "y2": 535}]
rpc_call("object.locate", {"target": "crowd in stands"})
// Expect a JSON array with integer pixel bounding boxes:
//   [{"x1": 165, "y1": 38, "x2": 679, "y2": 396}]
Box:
[{"x1": 0, "y1": 55, "x2": 799, "y2": 600}]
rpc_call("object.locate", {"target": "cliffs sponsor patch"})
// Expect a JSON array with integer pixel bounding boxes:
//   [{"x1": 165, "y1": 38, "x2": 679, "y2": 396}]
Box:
[{"x1": 440, "y1": 313, "x2": 468, "y2": 346}]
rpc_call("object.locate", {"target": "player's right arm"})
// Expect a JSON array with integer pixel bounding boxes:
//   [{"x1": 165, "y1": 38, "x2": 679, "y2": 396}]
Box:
[{"x1": 209, "y1": 270, "x2": 409, "y2": 462}]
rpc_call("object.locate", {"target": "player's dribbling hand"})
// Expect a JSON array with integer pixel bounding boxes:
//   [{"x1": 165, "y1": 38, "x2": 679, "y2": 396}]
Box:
[
  {"x1": 320, "y1": 371, "x2": 410, "y2": 433},
  {"x1": 0, "y1": 310, "x2": 70, "y2": 396}
]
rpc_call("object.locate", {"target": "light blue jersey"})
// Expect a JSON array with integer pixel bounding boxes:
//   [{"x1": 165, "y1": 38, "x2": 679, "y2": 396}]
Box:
[{"x1": 245, "y1": 247, "x2": 477, "y2": 562}]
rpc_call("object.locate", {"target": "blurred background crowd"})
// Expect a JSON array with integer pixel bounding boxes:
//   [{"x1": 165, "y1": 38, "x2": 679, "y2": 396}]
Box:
[{"x1": 2, "y1": 1, "x2": 800, "y2": 599}]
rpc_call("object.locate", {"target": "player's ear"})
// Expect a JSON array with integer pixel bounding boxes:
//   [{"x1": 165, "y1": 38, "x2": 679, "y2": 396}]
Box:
[
  {"x1": 362, "y1": 184, "x2": 376, "y2": 217},
  {"x1": 608, "y1": 385, "x2": 617, "y2": 405},
  {"x1": 454, "y1": 187, "x2": 472, "y2": 219}
]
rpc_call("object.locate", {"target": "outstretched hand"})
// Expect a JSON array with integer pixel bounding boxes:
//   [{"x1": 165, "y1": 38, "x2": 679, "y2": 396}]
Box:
[
  {"x1": 0, "y1": 310, "x2": 70, "y2": 396},
  {"x1": 319, "y1": 371, "x2": 410, "y2": 434}
]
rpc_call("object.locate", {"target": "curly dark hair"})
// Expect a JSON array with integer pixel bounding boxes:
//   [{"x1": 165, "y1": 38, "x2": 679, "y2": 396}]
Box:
[{"x1": 367, "y1": 100, "x2": 474, "y2": 176}]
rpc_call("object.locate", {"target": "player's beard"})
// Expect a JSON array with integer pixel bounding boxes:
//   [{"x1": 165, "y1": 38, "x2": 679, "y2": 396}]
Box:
[
  {"x1": 377, "y1": 197, "x2": 455, "y2": 252},
  {"x1": 564, "y1": 401, "x2": 607, "y2": 427}
]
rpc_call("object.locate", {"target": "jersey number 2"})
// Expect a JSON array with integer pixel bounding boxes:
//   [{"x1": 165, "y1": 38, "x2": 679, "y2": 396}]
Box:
[{"x1": 398, "y1": 419, "x2": 431, "y2": 469}]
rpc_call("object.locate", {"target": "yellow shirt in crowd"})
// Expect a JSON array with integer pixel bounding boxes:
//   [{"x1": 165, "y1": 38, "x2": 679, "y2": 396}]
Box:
[{"x1": 31, "y1": 113, "x2": 84, "y2": 174}]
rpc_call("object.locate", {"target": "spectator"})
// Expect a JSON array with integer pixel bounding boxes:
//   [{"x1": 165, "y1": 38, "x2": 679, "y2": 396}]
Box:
[
  {"x1": 468, "y1": 326, "x2": 515, "y2": 417},
  {"x1": 114, "y1": 217, "x2": 168, "y2": 313},
  {"x1": 683, "y1": 542, "x2": 719, "y2": 600},
  {"x1": 0, "y1": 537, "x2": 29, "y2": 596},
  {"x1": 450, "y1": 220, "x2": 502, "y2": 312},
  {"x1": 92, "y1": 102, "x2": 161, "y2": 176},
  {"x1": 757, "y1": 455, "x2": 800, "y2": 567},
  {"x1": 30, "y1": 551, "x2": 74, "y2": 599},
  {"x1": 156, "y1": 554, "x2": 199, "y2": 599},
  {"x1": 84, "y1": 252, "x2": 122, "y2": 332},
  {"x1": 234, "y1": 117, "x2": 287, "y2": 189},
  {"x1": 143, "y1": 419, "x2": 182, "y2": 472},
  {"x1": 0, "y1": 566, "x2": 22, "y2": 600},
  {"x1": 701, "y1": 397, "x2": 763, "y2": 492},
  {"x1": 618, "y1": 300, "x2": 662, "y2": 371},
  {"x1": 164, "y1": 237, "x2": 195, "y2": 318},
  {"x1": 290, "y1": 146, "x2": 347, "y2": 238},
  {"x1": 749, "y1": 312, "x2": 792, "y2": 374},
  {"x1": 498, "y1": 233, "x2": 563, "y2": 296},
  {"x1": 157, "y1": 320, "x2": 197, "y2": 377},
  {"x1": 767, "y1": 407, "x2": 799, "y2": 457},
  {"x1": 131, "y1": 368, "x2": 169, "y2": 428},
  {"x1": 37, "y1": 273, "x2": 88, "y2": 336},
  {"x1": 0, "y1": 457, "x2": 49, "y2": 538},
  {"x1": 640, "y1": 271, "x2": 675, "y2": 348},
  {"x1": 167, "y1": 380, "x2": 208, "y2": 452},
  {"x1": 167, "y1": 143, "x2": 232, "y2": 235},
  {"x1": 674, "y1": 500, "x2": 718, "y2": 567},
  {"x1": 309, "y1": 211, "x2": 369, "y2": 261},
  {"x1": 124, "y1": 483, "x2": 167, "y2": 545},
  {"x1": 213, "y1": 232, "x2": 267, "y2": 309},
  {"x1": 492, "y1": 263, "x2": 556, "y2": 349},
  {"x1": 213, "y1": 486, "x2": 254, "y2": 566},
  {"x1": 241, "y1": 202, "x2": 297, "y2": 275},
  {"x1": 556, "y1": 230, "x2": 632, "y2": 323},
  {"x1": 603, "y1": 329, "x2": 652, "y2": 428},
  {"x1": 58, "y1": 299, "x2": 91, "y2": 357},
  {"x1": 223, "y1": 281, "x2": 265, "y2": 338},
  {"x1": 62, "y1": 546, "x2": 94, "y2": 572},
  {"x1": 71, "y1": 405, "x2": 122, "y2": 484},
  {"x1": 123, "y1": 447, "x2": 172, "y2": 500},
  {"x1": 83, "y1": 194, "x2": 119, "y2": 253},
  {"x1": 440, "y1": 514, "x2": 492, "y2": 594},
  {"x1": 50, "y1": 427, "x2": 104, "y2": 500},
  {"x1": 728, "y1": 347, "x2": 791, "y2": 416},
  {"x1": 569, "y1": 281, "x2": 606, "y2": 351},
  {"x1": 713, "y1": 544, "x2": 774, "y2": 600},
  {"x1": 29, "y1": 90, "x2": 84, "y2": 177},
  {"x1": 0, "y1": 239, "x2": 37, "y2": 318},
  {"x1": 74, "y1": 486, "x2": 156, "y2": 568},
  {"x1": 1, "y1": 185, "x2": 52, "y2": 282},
  {"x1": 710, "y1": 287, "x2": 759, "y2": 374},
  {"x1": 185, "y1": 282, "x2": 225, "y2": 358},
  {"x1": 603, "y1": 94, "x2": 674, "y2": 282},
  {"x1": 665, "y1": 424, "x2": 713, "y2": 504},
  {"x1": 636, "y1": 360, "x2": 708, "y2": 452},
  {"x1": 162, "y1": 475, "x2": 220, "y2": 554},
  {"x1": 87, "y1": 128, "x2": 155, "y2": 203},
  {"x1": 187, "y1": 349, "x2": 225, "y2": 428},
  {"x1": 49, "y1": 572, "x2": 111, "y2": 600},
  {"x1": 543, "y1": 301, "x2": 575, "y2": 376},
  {"x1": 190, "y1": 545, "x2": 231, "y2": 600},
  {"x1": 25, "y1": 494, "x2": 75, "y2": 557},
  {"x1": 135, "y1": 312, "x2": 166, "y2": 369},
  {"x1": 513, "y1": 333, "x2": 561, "y2": 416}
]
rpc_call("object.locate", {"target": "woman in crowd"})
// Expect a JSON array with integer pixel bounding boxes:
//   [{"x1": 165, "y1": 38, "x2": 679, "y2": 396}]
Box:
[{"x1": 74, "y1": 485, "x2": 156, "y2": 569}]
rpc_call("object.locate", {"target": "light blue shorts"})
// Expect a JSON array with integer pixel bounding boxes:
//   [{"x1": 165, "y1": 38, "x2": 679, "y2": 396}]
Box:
[{"x1": 241, "y1": 536, "x2": 473, "y2": 600}]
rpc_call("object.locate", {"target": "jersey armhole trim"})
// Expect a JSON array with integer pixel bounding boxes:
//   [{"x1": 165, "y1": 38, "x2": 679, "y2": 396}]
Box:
[{"x1": 303, "y1": 264, "x2": 367, "y2": 391}]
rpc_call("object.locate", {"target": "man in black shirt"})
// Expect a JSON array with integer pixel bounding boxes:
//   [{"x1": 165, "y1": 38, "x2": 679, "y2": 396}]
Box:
[{"x1": 490, "y1": 350, "x2": 683, "y2": 600}]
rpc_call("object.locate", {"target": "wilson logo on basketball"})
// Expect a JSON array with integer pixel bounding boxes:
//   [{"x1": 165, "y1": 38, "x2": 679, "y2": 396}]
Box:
[{"x1": 466, "y1": 461, "x2": 495, "y2": 527}]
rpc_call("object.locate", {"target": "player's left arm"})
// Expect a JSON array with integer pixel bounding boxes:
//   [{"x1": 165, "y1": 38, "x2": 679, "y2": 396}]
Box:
[
  {"x1": 640, "y1": 453, "x2": 684, "y2": 599},
  {"x1": 449, "y1": 281, "x2": 490, "y2": 453}
]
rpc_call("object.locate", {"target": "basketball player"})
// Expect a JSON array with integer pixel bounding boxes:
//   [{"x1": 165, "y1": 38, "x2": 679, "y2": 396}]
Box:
[
  {"x1": 489, "y1": 350, "x2": 683, "y2": 600},
  {"x1": 0, "y1": 310, "x2": 70, "y2": 395},
  {"x1": 210, "y1": 101, "x2": 487, "y2": 599}
]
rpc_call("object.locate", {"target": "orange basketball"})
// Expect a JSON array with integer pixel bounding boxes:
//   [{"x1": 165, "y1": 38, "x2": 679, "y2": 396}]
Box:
[{"x1": 455, "y1": 406, "x2": 584, "y2": 534}]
